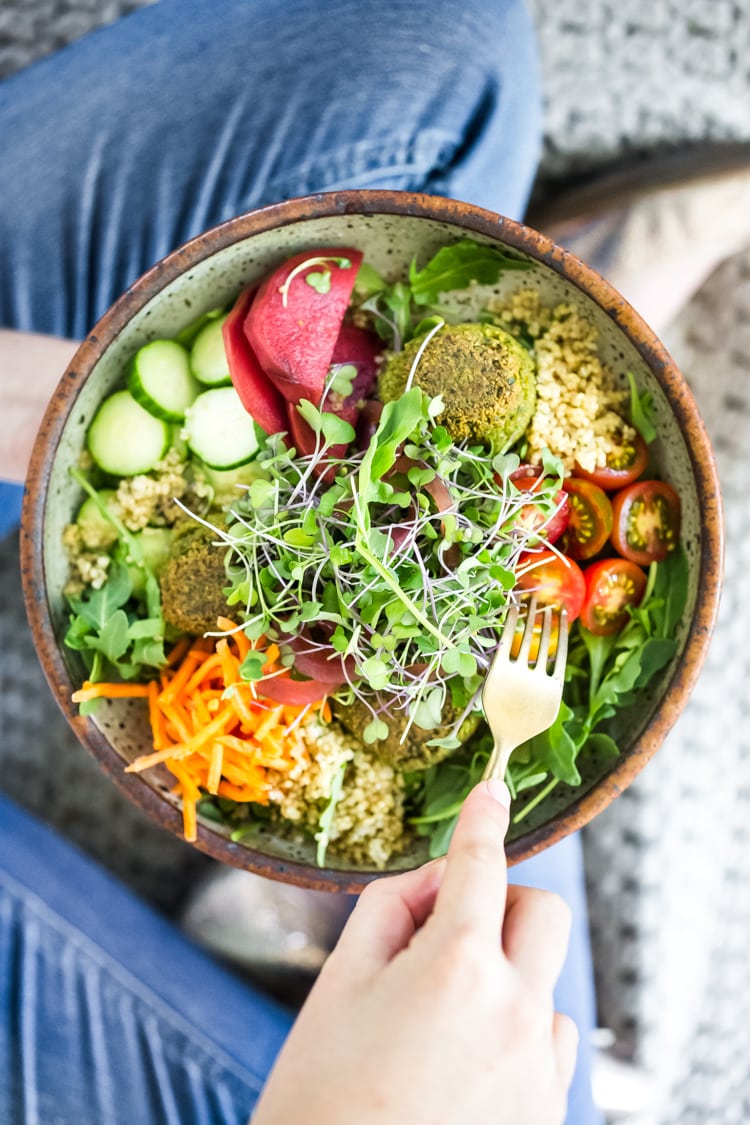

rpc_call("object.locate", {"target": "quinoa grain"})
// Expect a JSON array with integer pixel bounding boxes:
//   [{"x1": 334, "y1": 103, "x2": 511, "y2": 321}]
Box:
[{"x1": 489, "y1": 290, "x2": 634, "y2": 473}]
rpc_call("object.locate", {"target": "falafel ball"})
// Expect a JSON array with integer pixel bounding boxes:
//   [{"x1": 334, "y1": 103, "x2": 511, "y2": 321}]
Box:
[
  {"x1": 378, "y1": 322, "x2": 536, "y2": 450},
  {"x1": 334, "y1": 696, "x2": 481, "y2": 772},
  {"x1": 159, "y1": 523, "x2": 232, "y2": 636}
]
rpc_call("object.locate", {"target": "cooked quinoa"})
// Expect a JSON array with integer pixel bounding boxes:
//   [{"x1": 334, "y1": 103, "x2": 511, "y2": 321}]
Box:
[
  {"x1": 268, "y1": 717, "x2": 408, "y2": 868},
  {"x1": 115, "y1": 448, "x2": 210, "y2": 531},
  {"x1": 62, "y1": 523, "x2": 111, "y2": 596},
  {"x1": 488, "y1": 289, "x2": 634, "y2": 473}
]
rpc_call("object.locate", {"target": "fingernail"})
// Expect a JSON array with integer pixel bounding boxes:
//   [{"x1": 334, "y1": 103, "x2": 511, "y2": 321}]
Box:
[{"x1": 483, "y1": 778, "x2": 511, "y2": 809}]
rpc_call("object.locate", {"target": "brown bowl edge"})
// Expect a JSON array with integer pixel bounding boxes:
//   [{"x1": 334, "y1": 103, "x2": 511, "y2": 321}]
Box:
[{"x1": 21, "y1": 189, "x2": 725, "y2": 892}]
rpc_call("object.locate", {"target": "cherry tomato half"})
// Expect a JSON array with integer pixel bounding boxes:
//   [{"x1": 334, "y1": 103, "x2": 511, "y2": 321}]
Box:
[
  {"x1": 581, "y1": 558, "x2": 648, "y2": 636},
  {"x1": 515, "y1": 549, "x2": 586, "y2": 622},
  {"x1": 611, "y1": 480, "x2": 681, "y2": 565},
  {"x1": 560, "y1": 478, "x2": 614, "y2": 561},
  {"x1": 509, "y1": 465, "x2": 569, "y2": 545},
  {"x1": 573, "y1": 430, "x2": 649, "y2": 491},
  {"x1": 510, "y1": 609, "x2": 561, "y2": 662}
]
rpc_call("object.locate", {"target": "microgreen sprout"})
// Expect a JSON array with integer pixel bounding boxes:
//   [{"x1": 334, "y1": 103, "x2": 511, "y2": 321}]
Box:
[
  {"x1": 207, "y1": 389, "x2": 564, "y2": 745},
  {"x1": 278, "y1": 256, "x2": 352, "y2": 308},
  {"x1": 404, "y1": 319, "x2": 444, "y2": 393}
]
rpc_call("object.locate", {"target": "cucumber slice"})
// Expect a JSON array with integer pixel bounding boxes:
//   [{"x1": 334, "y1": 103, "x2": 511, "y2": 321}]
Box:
[
  {"x1": 190, "y1": 314, "x2": 231, "y2": 386},
  {"x1": 127, "y1": 527, "x2": 173, "y2": 599},
  {"x1": 175, "y1": 306, "x2": 226, "y2": 348},
  {"x1": 169, "y1": 425, "x2": 190, "y2": 460},
  {"x1": 88, "y1": 390, "x2": 170, "y2": 477},
  {"x1": 127, "y1": 339, "x2": 200, "y2": 422},
  {"x1": 76, "y1": 490, "x2": 120, "y2": 549},
  {"x1": 184, "y1": 387, "x2": 259, "y2": 470},
  {"x1": 199, "y1": 459, "x2": 266, "y2": 504}
]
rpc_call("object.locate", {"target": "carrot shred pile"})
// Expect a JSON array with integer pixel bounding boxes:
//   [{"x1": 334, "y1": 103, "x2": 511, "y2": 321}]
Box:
[{"x1": 71, "y1": 618, "x2": 330, "y2": 842}]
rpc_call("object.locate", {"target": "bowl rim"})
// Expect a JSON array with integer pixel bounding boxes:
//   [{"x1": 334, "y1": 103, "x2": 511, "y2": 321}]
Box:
[{"x1": 21, "y1": 188, "x2": 724, "y2": 892}]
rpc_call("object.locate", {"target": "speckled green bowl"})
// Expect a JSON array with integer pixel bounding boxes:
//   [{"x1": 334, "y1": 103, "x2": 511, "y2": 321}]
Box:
[{"x1": 21, "y1": 190, "x2": 723, "y2": 892}]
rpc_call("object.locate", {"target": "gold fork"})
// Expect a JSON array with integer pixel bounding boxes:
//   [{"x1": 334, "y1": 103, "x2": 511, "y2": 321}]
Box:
[{"x1": 481, "y1": 599, "x2": 569, "y2": 783}]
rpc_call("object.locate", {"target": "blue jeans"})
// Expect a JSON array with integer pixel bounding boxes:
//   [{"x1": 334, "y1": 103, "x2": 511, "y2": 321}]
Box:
[{"x1": 0, "y1": 1, "x2": 602, "y2": 1121}]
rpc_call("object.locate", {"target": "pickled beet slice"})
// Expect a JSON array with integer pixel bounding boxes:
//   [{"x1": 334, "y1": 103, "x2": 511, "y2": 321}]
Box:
[
  {"x1": 244, "y1": 248, "x2": 363, "y2": 405},
  {"x1": 223, "y1": 287, "x2": 288, "y2": 435}
]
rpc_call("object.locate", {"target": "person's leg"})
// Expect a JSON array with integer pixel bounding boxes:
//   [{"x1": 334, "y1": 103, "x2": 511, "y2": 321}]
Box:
[
  {"x1": 0, "y1": 0, "x2": 541, "y2": 532},
  {"x1": 1, "y1": 6, "x2": 600, "y2": 1121},
  {"x1": 0, "y1": 794, "x2": 293, "y2": 1124},
  {"x1": 512, "y1": 836, "x2": 604, "y2": 1125},
  {"x1": 0, "y1": 0, "x2": 541, "y2": 341}
]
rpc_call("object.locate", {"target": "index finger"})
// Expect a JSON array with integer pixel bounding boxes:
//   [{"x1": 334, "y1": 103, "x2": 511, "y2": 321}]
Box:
[{"x1": 430, "y1": 779, "x2": 511, "y2": 944}]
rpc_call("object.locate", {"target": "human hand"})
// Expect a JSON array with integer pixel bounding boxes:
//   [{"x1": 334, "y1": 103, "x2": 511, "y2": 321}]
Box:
[{"x1": 251, "y1": 780, "x2": 578, "y2": 1125}]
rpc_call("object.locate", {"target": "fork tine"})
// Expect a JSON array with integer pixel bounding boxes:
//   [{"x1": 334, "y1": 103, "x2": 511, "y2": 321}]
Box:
[
  {"x1": 534, "y1": 606, "x2": 553, "y2": 670},
  {"x1": 552, "y1": 608, "x2": 569, "y2": 681},
  {"x1": 497, "y1": 603, "x2": 520, "y2": 657},
  {"x1": 516, "y1": 596, "x2": 538, "y2": 664}
]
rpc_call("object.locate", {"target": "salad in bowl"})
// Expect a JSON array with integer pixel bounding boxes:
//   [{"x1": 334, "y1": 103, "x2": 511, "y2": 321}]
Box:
[{"x1": 22, "y1": 193, "x2": 722, "y2": 889}]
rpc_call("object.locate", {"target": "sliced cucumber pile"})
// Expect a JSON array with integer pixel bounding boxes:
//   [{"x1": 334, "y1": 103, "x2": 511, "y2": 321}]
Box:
[
  {"x1": 184, "y1": 386, "x2": 259, "y2": 469},
  {"x1": 127, "y1": 339, "x2": 200, "y2": 422},
  {"x1": 87, "y1": 390, "x2": 170, "y2": 476},
  {"x1": 190, "y1": 314, "x2": 231, "y2": 386}
]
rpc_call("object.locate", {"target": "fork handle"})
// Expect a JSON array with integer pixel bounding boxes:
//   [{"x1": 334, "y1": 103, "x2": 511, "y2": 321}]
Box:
[{"x1": 482, "y1": 739, "x2": 514, "y2": 783}]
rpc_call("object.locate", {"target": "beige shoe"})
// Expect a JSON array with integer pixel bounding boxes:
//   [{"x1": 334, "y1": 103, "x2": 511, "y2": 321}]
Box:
[{"x1": 529, "y1": 143, "x2": 750, "y2": 333}]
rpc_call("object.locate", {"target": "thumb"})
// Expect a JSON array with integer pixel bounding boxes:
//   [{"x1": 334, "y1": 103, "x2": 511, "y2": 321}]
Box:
[{"x1": 430, "y1": 779, "x2": 511, "y2": 945}]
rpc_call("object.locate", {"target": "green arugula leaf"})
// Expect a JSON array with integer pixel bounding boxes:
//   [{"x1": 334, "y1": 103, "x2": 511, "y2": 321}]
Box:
[
  {"x1": 67, "y1": 562, "x2": 132, "y2": 631},
  {"x1": 359, "y1": 386, "x2": 425, "y2": 494},
  {"x1": 650, "y1": 546, "x2": 689, "y2": 638},
  {"x1": 315, "y1": 761, "x2": 347, "y2": 866},
  {"x1": 408, "y1": 238, "x2": 531, "y2": 306},
  {"x1": 518, "y1": 700, "x2": 581, "y2": 787},
  {"x1": 354, "y1": 261, "x2": 386, "y2": 298},
  {"x1": 578, "y1": 627, "x2": 618, "y2": 701},
  {"x1": 627, "y1": 371, "x2": 658, "y2": 444},
  {"x1": 85, "y1": 608, "x2": 130, "y2": 663},
  {"x1": 409, "y1": 748, "x2": 489, "y2": 857}
]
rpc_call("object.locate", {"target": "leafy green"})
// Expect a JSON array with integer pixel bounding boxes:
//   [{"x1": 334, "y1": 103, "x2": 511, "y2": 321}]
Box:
[
  {"x1": 409, "y1": 746, "x2": 490, "y2": 857},
  {"x1": 174, "y1": 306, "x2": 226, "y2": 347},
  {"x1": 223, "y1": 387, "x2": 563, "y2": 746},
  {"x1": 627, "y1": 371, "x2": 658, "y2": 444},
  {"x1": 315, "y1": 761, "x2": 347, "y2": 866},
  {"x1": 278, "y1": 255, "x2": 352, "y2": 307},
  {"x1": 65, "y1": 473, "x2": 168, "y2": 708},
  {"x1": 305, "y1": 270, "x2": 332, "y2": 294},
  {"x1": 408, "y1": 239, "x2": 532, "y2": 306},
  {"x1": 356, "y1": 238, "x2": 531, "y2": 350},
  {"x1": 65, "y1": 558, "x2": 166, "y2": 711},
  {"x1": 411, "y1": 545, "x2": 689, "y2": 845}
]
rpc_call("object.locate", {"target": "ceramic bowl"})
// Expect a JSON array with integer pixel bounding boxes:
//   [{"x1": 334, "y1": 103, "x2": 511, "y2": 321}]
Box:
[{"x1": 21, "y1": 190, "x2": 723, "y2": 892}]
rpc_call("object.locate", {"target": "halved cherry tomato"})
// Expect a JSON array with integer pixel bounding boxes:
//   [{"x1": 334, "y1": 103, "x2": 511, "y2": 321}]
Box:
[
  {"x1": 510, "y1": 608, "x2": 561, "y2": 662},
  {"x1": 509, "y1": 465, "x2": 569, "y2": 545},
  {"x1": 581, "y1": 558, "x2": 648, "y2": 636},
  {"x1": 560, "y1": 478, "x2": 613, "y2": 560},
  {"x1": 515, "y1": 549, "x2": 586, "y2": 622},
  {"x1": 574, "y1": 430, "x2": 649, "y2": 491},
  {"x1": 610, "y1": 480, "x2": 681, "y2": 564}
]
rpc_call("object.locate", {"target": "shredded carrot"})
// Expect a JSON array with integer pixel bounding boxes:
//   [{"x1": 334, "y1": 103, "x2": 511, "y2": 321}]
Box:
[
  {"x1": 76, "y1": 620, "x2": 328, "y2": 840},
  {"x1": 166, "y1": 637, "x2": 191, "y2": 667},
  {"x1": 206, "y1": 742, "x2": 224, "y2": 794},
  {"x1": 72, "y1": 682, "x2": 150, "y2": 704}
]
